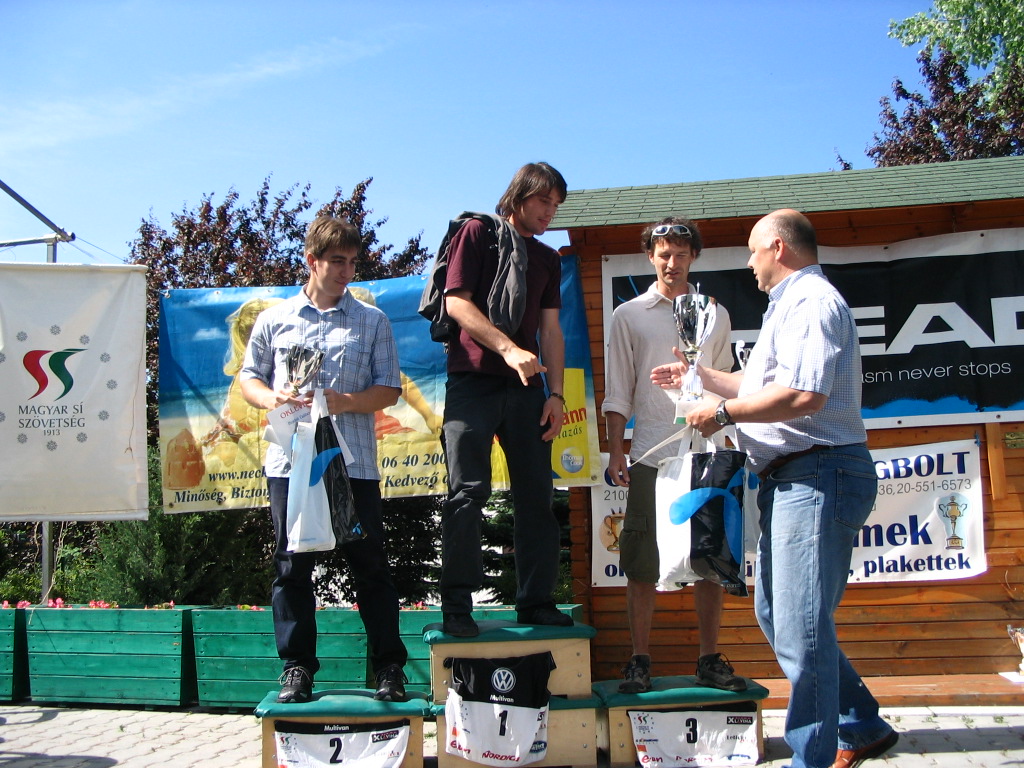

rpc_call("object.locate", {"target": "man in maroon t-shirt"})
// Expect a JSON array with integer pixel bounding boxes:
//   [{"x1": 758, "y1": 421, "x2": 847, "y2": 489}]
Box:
[{"x1": 439, "y1": 162, "x2": 572, "y2": 638}]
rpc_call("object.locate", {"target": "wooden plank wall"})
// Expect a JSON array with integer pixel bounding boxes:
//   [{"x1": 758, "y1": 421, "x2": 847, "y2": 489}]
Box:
[{"x1": 565, "y1": 202, "x2": 1024, "y2": 685}]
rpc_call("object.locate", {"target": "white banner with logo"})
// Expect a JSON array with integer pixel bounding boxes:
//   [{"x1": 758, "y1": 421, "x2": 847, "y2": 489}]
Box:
[
  {"x1": 852, "y1": 439, "x2": 985, "y2": 583},
  {"x1": 0, "y1": 263, "x2": 148, "y2": 520},
  {"x1": 592, "y1": 440, "x2": 985, "y2": 587}
]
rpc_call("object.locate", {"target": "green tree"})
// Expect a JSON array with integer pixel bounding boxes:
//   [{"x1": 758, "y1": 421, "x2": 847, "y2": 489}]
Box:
[
  {"x1": 1, "y1": 177, "x2": 440, "y2": 607},
  {"x1": 84, "y1": 447, "x2": 273, "y2": 605},
  {"x1": 890, "y1": 0, "x2": 1024, "y2": 97},
  {"x1": 313, "y1": 494, "x2": 443, "y2": 606},
  {"x1": 864, "y1": 48, "x2": 1024, "y2": 166},
  {"x1": 478, "y1": 490, "x2": 573, "y2": 605}
]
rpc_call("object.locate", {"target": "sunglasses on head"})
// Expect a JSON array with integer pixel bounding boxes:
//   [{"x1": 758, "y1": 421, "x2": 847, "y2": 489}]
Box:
[{"x1": 652, "y1": 224, "x2": 692, "y2": 238}]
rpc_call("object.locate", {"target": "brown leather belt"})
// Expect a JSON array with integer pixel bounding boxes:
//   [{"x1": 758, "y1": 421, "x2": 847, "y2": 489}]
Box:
[{"x1": 757, "y1": 444, "x2": 830, "y2": 481}]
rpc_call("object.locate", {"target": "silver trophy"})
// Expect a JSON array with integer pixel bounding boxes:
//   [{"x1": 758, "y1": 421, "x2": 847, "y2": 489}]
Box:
[
  {"x1": 672, "y1": 289, "x2": 717, "y2": 401},
  {"x1": 1009, "y1": 625, "x2": 1024, "y2": 674},
  {"x1": 284, "y1": 345, "x2": 325, "y2": 396}
]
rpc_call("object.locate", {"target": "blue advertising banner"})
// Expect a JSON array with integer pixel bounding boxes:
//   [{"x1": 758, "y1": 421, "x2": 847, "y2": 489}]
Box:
[{"x1": 158, "y1": 256, "x2": 601, "y2": 512}]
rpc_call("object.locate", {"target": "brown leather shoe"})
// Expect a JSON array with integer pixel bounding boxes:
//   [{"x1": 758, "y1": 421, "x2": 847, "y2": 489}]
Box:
[{"x1": 831, "y1": 730, "x2": 898, "y2": 768}]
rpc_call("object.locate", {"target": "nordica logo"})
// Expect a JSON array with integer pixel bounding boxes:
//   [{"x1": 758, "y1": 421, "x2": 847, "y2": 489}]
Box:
[{"x1": 23, "y1": 349, "x2": 86, "y2": 399}]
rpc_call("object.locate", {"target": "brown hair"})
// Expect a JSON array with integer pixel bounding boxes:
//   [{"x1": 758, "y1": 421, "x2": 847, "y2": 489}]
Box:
[
  {"x1": 305, "y1": 216, "x2": 362, "y2": 260},
  {"x1": 495, "y1": 162, "x2": 567, "y2": 217},
  {"x1": 640, "y1": 216, "x2": 703, "y2": 256}
]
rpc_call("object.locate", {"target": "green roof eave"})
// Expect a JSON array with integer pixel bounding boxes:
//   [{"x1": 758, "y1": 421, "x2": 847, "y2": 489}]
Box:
[{"x1": 550, "y1": 156, "x2": 1024, "y2": 230}]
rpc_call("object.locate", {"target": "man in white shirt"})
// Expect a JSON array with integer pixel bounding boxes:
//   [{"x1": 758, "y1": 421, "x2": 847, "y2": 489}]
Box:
[{"x1": 601, "y1": 217, "x2": 745, "y2": 693}]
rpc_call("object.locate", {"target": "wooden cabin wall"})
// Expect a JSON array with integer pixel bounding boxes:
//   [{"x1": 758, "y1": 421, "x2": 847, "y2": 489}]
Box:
[{"x1": 566, "y1": 202, "x2": 1024, "y2": 682}]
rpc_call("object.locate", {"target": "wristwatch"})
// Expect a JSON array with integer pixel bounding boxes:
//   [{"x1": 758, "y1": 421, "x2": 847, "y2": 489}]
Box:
[{"x1": 714, "y1": 400, "x2": 734, "y2": 426}]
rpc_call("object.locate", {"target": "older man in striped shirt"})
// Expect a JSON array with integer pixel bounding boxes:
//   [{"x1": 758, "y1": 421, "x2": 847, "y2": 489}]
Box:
[{"x1": 653, "y1": 209, "x2": 897, "y2": 768}]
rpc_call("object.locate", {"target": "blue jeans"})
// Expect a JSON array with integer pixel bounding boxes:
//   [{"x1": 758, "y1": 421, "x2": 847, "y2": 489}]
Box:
[
  {"x1": 755, "y1": 444, "x2": 891, "y2": 768},
  {"x1": 268, "y1": 477, "x2": 407, "y2": 677},
  {"x1": 440, "y1": 372, "x2": 559, "y2": 615}
]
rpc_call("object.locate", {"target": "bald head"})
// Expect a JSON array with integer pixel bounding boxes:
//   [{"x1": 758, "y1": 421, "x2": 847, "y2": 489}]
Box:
[
  {"x1": 746, "y1": 209, "x2": 819, "y2": 293},
  {"x1": 755, "y1": 209, "x2": 818, "y2": 262}
]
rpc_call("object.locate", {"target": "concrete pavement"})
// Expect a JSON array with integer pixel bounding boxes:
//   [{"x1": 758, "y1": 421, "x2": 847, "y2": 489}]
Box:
[{"x1": 0, "y1": 703, "x2": 1022, "y2": 767}]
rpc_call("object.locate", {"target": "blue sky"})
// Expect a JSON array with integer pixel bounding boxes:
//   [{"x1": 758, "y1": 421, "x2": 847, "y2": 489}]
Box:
[{"x1": 1, "y1": 0, "x2": 931, "y2": 266}]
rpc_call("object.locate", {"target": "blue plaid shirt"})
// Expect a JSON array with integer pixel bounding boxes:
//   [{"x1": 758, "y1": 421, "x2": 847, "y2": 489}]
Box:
[
  {"x1": 240, "y1": 289, "x2": 401, "y2": 480},
  {"x1": 738, "y1": 265, "x2": 867, "y2": 471}
]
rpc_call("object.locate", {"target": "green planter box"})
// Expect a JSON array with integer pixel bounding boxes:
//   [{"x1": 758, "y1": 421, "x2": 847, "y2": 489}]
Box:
[
  {"x1": 192, "y1": 607, "x2": 370, "y2": 709},
  {"x1": 0, "y1": 608, "x2": 29, "y2": 702},
  {"x1": 25, "y1": 606, "x2": 197, "y2": 706},
  {"x1": 193, "y1": 604, "x2": 582, "y2": 709}
]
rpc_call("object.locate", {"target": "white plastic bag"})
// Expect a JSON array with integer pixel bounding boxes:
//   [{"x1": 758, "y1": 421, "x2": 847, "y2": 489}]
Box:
[
  {"x1": 655, "y1": 426, "x2": 750, "y2": 596},
  {"x1": 285, "y1": 390, "x2": 361, "y2": 553}
]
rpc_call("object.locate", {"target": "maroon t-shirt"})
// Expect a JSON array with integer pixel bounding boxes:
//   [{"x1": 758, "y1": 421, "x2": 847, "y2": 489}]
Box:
[{"x1": 443, "y1": 217, "x2": 561, "y2": 386}]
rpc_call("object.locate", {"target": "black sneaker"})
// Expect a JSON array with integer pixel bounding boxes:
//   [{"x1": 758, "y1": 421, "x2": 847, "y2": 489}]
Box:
[
  {"x1": 277, "y1": 666, "x2": 313, "y2": 703},
  {"x1": 442, "y1": 612, "x2": 480, "y2": 637},
  {"x1": 695, "y1": 652, "x2": 746, "y2": 692},
  {"x1": 373, "y1": 664, "x2": 408, "y2": 702},
  {"x1": 619, "y1": 654, "x2": 652, "y2": 693},
  {"x1": 516, "y1": 604, "x2": 573, "y2": 627}
]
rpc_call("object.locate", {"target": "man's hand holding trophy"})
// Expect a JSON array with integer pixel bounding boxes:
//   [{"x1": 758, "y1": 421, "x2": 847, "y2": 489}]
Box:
[
  {"x1": 671, "y1": 288, "x2": 717, "y2": 424},
  {"x1": 263, "y1": 345, "x2": 325, "y2": 454}
]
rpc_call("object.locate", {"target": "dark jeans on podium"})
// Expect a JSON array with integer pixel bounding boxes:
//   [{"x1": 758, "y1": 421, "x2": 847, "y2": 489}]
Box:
[
  {"x1": 268, "y1": 476, "x2": 407, "y2": 677},
  {"x1": 440, "y1": 372, "x2": 560, "y2": 615}
]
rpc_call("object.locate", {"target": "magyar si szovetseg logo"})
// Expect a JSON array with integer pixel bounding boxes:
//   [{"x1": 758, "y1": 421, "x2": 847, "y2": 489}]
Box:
[
  {"x1": 1, "y1": 327, "x2": 117, "y2": 451},
  {"x1": 23, "y1": 348, "x2": 86, "y2": 399}
]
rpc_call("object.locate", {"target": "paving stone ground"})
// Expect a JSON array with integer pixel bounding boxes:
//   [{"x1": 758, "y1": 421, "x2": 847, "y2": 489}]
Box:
[{"x1": 1, "y1": 703, "x2": 1022, "y2": 767}]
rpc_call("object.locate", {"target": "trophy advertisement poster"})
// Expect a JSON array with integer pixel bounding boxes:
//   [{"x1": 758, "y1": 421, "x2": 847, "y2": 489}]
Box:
[
  {"x1": 590, "y1": 453, "x2": 629, "y2": 587},
  {"x1": 848, "y1": 439, "x2": 986, "y2": 584},
  {"x1": 672, "y1": 289, "x2": 717, "y2": 423}
]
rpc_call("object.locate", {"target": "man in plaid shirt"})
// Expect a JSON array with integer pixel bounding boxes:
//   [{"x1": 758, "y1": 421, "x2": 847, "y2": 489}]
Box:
[{"x1": 240, "y1": 216, "x2": 408, "y2": 705}]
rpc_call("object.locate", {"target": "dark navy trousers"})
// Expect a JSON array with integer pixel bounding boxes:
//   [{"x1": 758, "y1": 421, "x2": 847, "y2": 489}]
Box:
[{"x1": 268, "y1": 476, "x2": 407, "y2": 676}]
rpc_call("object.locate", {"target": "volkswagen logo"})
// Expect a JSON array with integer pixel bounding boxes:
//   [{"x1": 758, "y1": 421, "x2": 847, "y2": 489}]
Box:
[{"x1": 491, "y1": 667, "x2": 516, "y2": 693}]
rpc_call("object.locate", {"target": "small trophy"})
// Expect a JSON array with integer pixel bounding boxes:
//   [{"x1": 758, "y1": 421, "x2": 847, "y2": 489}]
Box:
[
  {"x1": 672, "y1": 289, "x2": 717, "y2": 402},
  {"x1": 284, "y1": 345, "x2": 325, "y2": 396},
  {"x1": 938, "y1": 494, "x2": 966, "y2": 550},
  {"x1": 1008, "y1": 625, "x2": 1024, "y2": 674}
]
